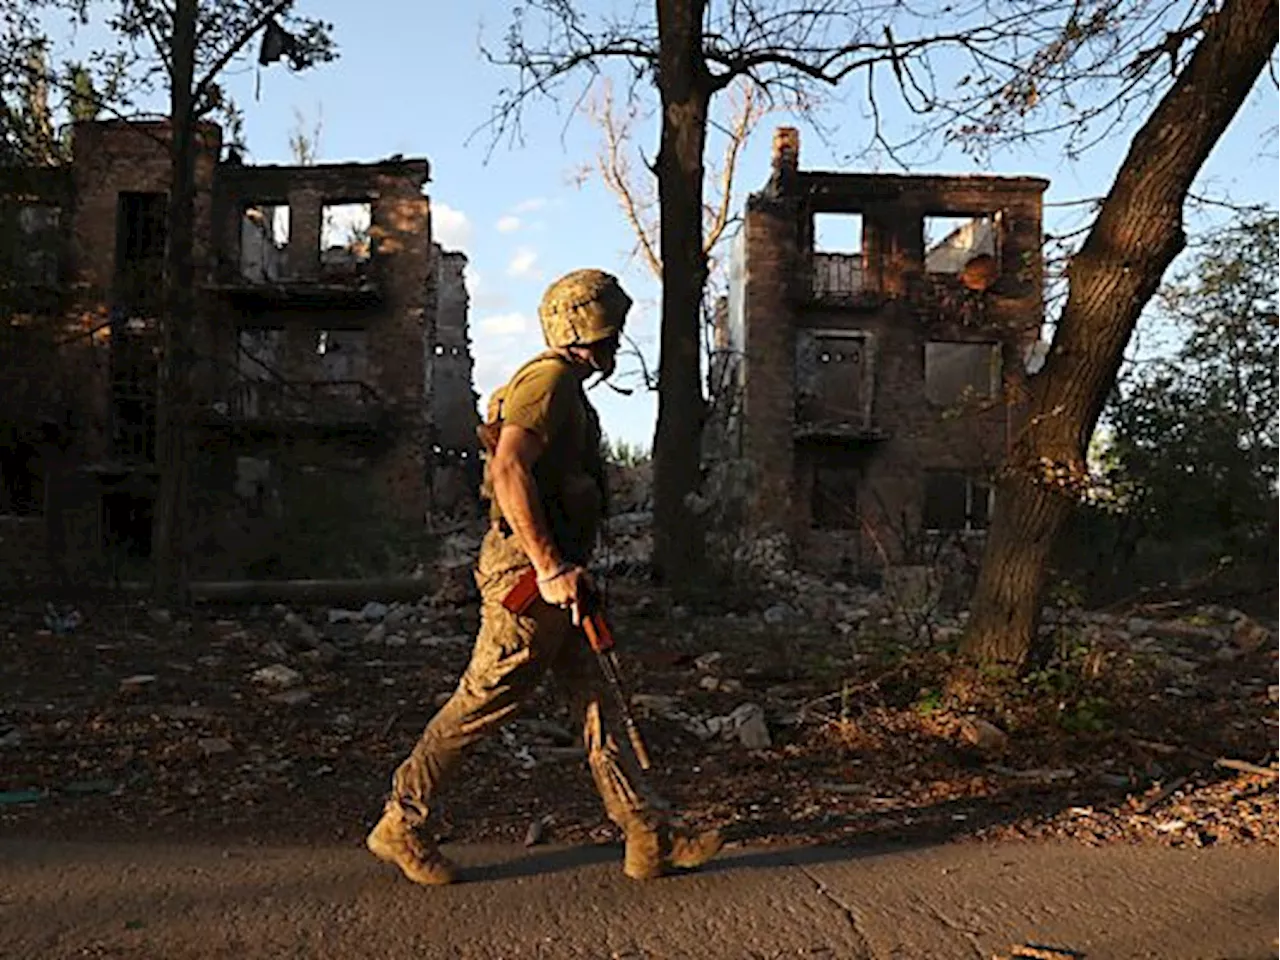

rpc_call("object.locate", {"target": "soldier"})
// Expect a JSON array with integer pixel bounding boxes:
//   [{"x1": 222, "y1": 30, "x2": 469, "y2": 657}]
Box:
[{"x1": 367, "y1": 268, "x2": 723, "y2": 885}]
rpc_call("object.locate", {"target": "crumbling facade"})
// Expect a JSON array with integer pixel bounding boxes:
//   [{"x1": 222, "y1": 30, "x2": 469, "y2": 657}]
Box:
[
  {"x1": 715, "y1": 128, "x2": 1047, "y2": 572},
  {"x1": 0, "y1": 119, "x2": 478, "y2": 584}
]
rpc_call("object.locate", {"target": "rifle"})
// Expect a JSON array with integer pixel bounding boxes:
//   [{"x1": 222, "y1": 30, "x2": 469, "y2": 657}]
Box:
[{"x1": 502, "y1": 568, "x2": 652, "y2": 770}]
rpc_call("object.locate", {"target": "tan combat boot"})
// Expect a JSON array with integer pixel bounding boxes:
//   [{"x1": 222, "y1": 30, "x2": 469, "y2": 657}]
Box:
[
  {"x1": 366, "y1": 804, "x2": 458, "y2": 886},
  {"x1": 623, "y1": 823, "x2": 724, "y2": 881}
]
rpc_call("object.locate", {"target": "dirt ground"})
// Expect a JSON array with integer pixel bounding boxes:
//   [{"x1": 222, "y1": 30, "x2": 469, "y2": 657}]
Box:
[{"x1": 1, "y1": 575, "x2": 1276, "y2": 854}]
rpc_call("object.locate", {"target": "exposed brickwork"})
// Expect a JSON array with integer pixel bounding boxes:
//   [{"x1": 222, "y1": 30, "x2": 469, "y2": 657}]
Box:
[
  {"x1": 1, "y1": 120, "x2": 478, "y2": 582},
  {"x1": 731, "y1": 128, "x2": 1048, "y2": 570}
]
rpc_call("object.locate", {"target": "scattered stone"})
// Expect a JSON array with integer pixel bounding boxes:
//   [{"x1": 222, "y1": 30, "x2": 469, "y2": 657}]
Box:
[
  {"x1": 0, "y1": 729, "x2": 21, "y2": 748},
  {"x1": 301, "y1": 642, "x2": 340, "y2": 666},
  {"x1": 360, "y1": 601, "x2": 389, "y2": 622},
  {"x1": 523, "y1": 814, "x2": 553, "y2": 847},
  {"x1": 699, "y1": 675, "x2": 721, "y2": 692},
  {"x1": 327, "y1": 609, "x2": 361, "y2": 625},
  {"x1": 1268, "y1": 685, "x2": 1279, "y2": 704},
  {"x1": 283, "y1": 612, "x2": 319, "y2": 645},
  {"x1": 960, "y1": 717, "x2": 1009, "y2": 755},
  {"x1": 268, "y1": 689, "x2": 313, "y2": 707},
  {"x1": 694, "y1": 651, "x2": 724, "y2": 673},
  {"x1": 729, "y1": 702, "x2": 771, "y2": 749},
  {"x1": 1231, "y1": 618, "x2": 1271, "y2": 653},
  {"x1": 198, "y1": 737, "x2": 233, "y2": 756},
  {"x1": 421, "y1": 633, "x2": 470, "y2": 648},
  {"x1": 384, "y1": 634, "x2": 408, "y2": 647},
  {"x1": 718, "y1": 678, "x2": 745, "y2": 694},
  {"x1": 148, "y1": 608, "x2": 172, "y2": 625},
  {"x1": 260, "y1": 639, "x2": 290, "y2": 661},
  {"x1": 365, "y1": 623, "x2": 387, "y2": 645},
  {"x1": 763, "y1": 604, "x2": 792, "y2": 625},
  {"x1": 251, "y1": 664, "x2": 302, "y2": 689},
  {"x1": 119, "y1": 674, "x2": 158, "y2": 694}
]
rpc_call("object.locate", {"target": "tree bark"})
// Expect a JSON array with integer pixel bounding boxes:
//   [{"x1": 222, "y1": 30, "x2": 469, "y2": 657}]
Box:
[
  {"x1": 960, "y1": 0, "x2": 1278, "y2": 670},
  {"x1": 152, "y1": 0, "x2": 197, "y2": 605},
  {"x1": 651, "y1": 0, "x2": 711, "y2": 588}
]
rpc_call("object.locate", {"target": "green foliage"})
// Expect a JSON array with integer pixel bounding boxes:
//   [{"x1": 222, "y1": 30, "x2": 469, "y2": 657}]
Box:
[
  {"x1": 603, "y1": 435, "x2": 650, "y2": 467},
  {"x1": 914, "y1": 687, "x2": 944, "y2": 716},
  {"x1": 1105, "y1": 214, "x2": 1278, "y2": 548}
]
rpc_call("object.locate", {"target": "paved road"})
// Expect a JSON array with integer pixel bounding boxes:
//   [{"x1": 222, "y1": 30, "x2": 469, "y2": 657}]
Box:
[{"x1": 0, "y1": 839, "x2": 1275, "y2": 959}]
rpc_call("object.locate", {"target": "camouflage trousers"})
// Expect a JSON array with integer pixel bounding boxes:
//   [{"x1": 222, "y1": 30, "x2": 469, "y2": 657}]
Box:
[{"x1": 389, "y1": 527, "x2": 666, "y2": 831}]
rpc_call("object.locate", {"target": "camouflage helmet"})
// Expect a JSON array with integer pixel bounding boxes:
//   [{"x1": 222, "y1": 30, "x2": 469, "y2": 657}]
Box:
[{"x1": 538, "y1": 269, "x2": 632, "y2": 349}]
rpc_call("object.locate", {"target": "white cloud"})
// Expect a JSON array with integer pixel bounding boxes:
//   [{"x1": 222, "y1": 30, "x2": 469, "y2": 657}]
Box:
[
  {"x1": 433, "y1": 202, "x2": 472, "y2": 250},
  {"x1": 506, "y1": 247, "x2": 540, "y2": 279},
  {"x1": 478, "y1": 312, "x2": 531, "y2": 337},
  {"x1": 496, "y1": 215, "x2": 522, "y2": 233},
  {"x1": 512, "y1": 197, "x2": 547, "y2": 214},
  {"x1": 466, "y1": 269, "x2": 511, "y2": 311}
]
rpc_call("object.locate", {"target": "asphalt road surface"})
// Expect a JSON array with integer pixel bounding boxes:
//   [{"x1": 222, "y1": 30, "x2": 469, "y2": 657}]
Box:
[{"x1": 1, "y1": 839, "x2": 1275, "y2": 959}]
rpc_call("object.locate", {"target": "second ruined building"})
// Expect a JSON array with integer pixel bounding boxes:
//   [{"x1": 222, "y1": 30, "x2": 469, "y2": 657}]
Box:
[{"x1": 711, "y1": 127, "x2": 1049, "y2": 573}]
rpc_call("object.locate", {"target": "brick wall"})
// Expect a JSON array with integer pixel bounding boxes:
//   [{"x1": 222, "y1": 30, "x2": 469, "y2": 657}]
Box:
[{"x1": 738, "y1": 129, "x2": 1047, "y2": 569}]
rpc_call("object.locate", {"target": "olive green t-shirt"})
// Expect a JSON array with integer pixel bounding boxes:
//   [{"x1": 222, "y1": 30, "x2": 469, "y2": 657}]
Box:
[{"x1": 489, "y1": 353, "x2": 606, "y2": 563}]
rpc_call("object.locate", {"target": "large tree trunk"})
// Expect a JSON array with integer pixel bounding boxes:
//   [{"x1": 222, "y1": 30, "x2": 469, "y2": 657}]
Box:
[
  {"x1": 152, "y1": 0, "x2": 198, "y2": 605},
  {"x1": 651, "y1": 0, "x2": 710, "y2": 588},
  {"x1": 960, "y1": 0, "x2": 1278, "y2": 670}
]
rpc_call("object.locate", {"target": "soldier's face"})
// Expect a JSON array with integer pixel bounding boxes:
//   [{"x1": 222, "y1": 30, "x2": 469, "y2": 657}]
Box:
[{"x1": 587, "y1": 334, "x2": 620, "y2": 376}]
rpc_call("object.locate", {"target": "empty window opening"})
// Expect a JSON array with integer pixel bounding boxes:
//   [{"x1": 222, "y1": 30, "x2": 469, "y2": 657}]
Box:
[
  {"x1": 115, "y1": 192, "x2": 168, "y2": 312},
  {"x1": 240, "y1": 203, "x2": 290, "y2": 282},
  {"x1": 924, "y1": 341, "x2": 1001, "y2": 406},
  {"x1": 321, "y1": 202, "x2": 372, "y2": 275},
  {"x1": 813, "y1": 213, "x2": 864, "y2": 297},
  {"x1": 924, "y1": 213, "x2": 1000, "y2": 283},
  {"x1": 16, "y1": 204, "x2": 61, "y2": 286},
  {"x1": 315, "y1": 328, "x2": 369, "y2": 383},
  {"x1": 0, "y1": 435, "x2": 44, "y2": 516},
  {"x1": 923, "y1": 471, "x2": 991, "y2": 533},
  {"x1": 811, "y1": 464, "x2": 860, "y2": 530}
]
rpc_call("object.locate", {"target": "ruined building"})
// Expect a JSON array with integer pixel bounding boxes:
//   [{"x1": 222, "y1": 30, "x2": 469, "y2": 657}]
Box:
[
  {"x1": 0, "y1": 119, "x2": 478, "y2": 584},
  {"x1": 713, "y1": 128, "x2": 1048, "y2": 572}
]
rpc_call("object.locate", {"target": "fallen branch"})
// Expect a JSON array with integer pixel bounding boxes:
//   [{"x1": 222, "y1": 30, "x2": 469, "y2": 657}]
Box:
[{"x1": 1215, "y1": 757, "x2": 1279, "y2": 778}]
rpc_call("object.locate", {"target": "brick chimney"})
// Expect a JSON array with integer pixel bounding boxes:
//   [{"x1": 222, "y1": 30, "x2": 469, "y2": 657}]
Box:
[{"x1": 772, "y1": 127, "x2": 800, "y2": 177}]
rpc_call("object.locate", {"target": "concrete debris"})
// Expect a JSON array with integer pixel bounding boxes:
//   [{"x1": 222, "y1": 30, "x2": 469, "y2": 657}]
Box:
[
  {"x1": 119, "y1": 674, "x2": 158, "y2": 694},
  {"x1": 260, "y1": 639, "x2": 290, "y2": 661},
  {"x1": 360, "y1": 601, "x2": 389, "y2": 622},
  {"x1": 268, "y1": 689, "x2": 313, "y2": 707},
  {"x1": 1231, "y1": 618, "x2": 1271, "y2": 652},
  {"x1": 960, "y1": 717, "x2": 1009, "y2": 754},
  {"x1": 301, "y1": 642, "x2": 340, "y2": 666},
  {"x1": 283, "y1": 611, "x2": 319, "y2": 645},
  {"x1": 251, "y1": 664, "x2": 302, "y2": 689},
  {"x1": 197, "y1": 737, "x2": 233, "y2": 756},
  {"x1": 728, "y1": 702, "x2": 772, "y2": 749}
]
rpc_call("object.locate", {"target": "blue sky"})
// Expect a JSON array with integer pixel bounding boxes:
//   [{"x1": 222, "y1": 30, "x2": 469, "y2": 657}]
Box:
[{"x1": 45, "y1": 1, "x2": 1280, "y2": 448}]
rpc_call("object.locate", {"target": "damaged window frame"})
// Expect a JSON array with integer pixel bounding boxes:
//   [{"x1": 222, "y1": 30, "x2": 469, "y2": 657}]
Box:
[
  {"x1": 923, "y1": 340, "x2": 1002, "y2": 407},
  {"x1": 319, "y1": 198, "x2": 374, "y2": 277},
  {"x1": 922, "y1": 470, "x2": 993, "y2": 534},
  {"x1": 238, "y1": 200, "x2": 291, "y2": 283},
  {"x1": 810, "y1": 210, "x2": 869, "y2": 299},
  {"x1": 922, "y1": 211, "x2": 1003, "y2": 285}
]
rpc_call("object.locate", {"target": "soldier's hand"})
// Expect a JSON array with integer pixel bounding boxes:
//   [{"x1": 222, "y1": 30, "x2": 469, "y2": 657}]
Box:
[{"x1": 537, "y1": 564, "x2": 595, "y2": 626}]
